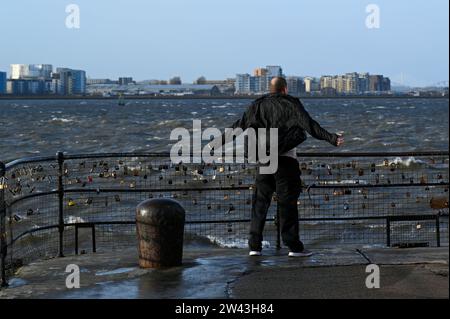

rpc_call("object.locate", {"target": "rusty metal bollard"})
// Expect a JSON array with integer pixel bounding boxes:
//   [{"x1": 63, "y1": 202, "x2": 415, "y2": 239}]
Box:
[{"x1": 136, "y1": 199, "x2": 185, "y2": 268}]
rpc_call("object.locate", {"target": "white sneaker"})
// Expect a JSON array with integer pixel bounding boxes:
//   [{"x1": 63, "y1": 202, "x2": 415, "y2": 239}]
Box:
[
  {"x1": 249, "y1": 251, "x2": 262, "y2": 256},
  {"x1": 288, "y1": 250, "x2": 313, "y2": 257}
]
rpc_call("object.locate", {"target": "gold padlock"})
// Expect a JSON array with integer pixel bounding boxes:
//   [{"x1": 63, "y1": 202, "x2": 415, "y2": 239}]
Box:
[{"x1": 430, "y1": 197, "x2": 449, "y2": 210}]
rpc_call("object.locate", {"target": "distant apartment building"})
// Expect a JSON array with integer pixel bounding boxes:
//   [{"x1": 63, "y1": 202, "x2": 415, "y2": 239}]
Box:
[
  {"x1": 266, "y1": 65, "x2": 283, "y2": 78},
  {"x1": 368, "y1": 75, "x2": 390, "y2": 92},
  {"x1": 320, "y1": 73, "x2": 391, "y2": 95},
  {"x1": 320, "y1": 76, "x2": 333, "y2": 90},
  {"x1": 286, "y1": 76, "x2": 305, "y2": 97},
  {"x1": 358, "y1": 73, "x2": 370, "y2": 93},
  {"x1": 236, "y1": 66, "x2": 285, "y2": 95},
  {"x1": 53, "y1": 68, "x2": 87, "y2": 95},
  {"x1": 119, "y1": 77, "x2": 134, "y2": 85},
  {"x1": 253, "y1": 68, "x2": 270, "y2": 92},
  {"x1": 0, "y1": 71, "x2": 6, "y2": 94},
  {"x1": 304, "y1": 77, "x2": 320, "y2": 93},
  {"x1": 10, "y1": 64, "x2": 52, "y2": 80},
  {"x1": 235, "y1": 74, "x2": 251, "y2": 94},
  {"x1": 7, "y1": 79, "x2": 52, "y2": 95}
]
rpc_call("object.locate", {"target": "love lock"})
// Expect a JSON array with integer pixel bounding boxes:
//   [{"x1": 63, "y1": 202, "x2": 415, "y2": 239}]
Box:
[
  {"x1": 343, "y1": 202, "x2": 350, "y2": 211},
  {"x1": 420, "y1": 176, "x2": 428, "y2": 184},
  {"x1": 430, "y1": 197, "x2": 448, "y2": 209},
  {"x1": 115, "y1": 195, "x2": 121, "y2": 202}
]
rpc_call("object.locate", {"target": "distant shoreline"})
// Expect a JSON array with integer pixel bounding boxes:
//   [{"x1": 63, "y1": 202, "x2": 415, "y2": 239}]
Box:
[{"x1": 0, "y1": 95, "x2": 448, "y2": 101}]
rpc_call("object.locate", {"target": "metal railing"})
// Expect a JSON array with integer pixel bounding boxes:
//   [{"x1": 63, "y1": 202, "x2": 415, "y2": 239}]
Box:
[{"x1": 1, "y1": 150, "x2": 449, "y2": 287}]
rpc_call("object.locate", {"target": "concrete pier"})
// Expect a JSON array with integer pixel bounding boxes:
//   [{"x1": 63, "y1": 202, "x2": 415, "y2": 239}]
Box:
[{"x1": 0, "y1": 243, "x2": 448, "y2": 299}]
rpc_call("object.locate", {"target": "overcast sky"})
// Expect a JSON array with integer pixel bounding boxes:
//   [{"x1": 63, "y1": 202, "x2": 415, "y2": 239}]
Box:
[{"x1": 0, "y1": 0, "x2": 448, "y2": 86}]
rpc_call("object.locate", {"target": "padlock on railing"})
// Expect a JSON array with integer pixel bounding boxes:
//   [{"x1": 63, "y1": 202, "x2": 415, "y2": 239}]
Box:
[{"x1": 430, "y1": 197, "x2": 449, "y2": 210}]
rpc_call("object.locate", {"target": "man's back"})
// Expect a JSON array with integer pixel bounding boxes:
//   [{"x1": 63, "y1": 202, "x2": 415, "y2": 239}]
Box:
[{"x1": 243, "y1": 93, "x2": 339, "y2": 154}]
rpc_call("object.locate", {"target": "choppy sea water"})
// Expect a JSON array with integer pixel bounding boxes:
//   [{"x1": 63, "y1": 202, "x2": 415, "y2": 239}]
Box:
[
  {"x1": 0, "y1": 98, "x2": 448, "y2": 162},
  {"x1": 0, "y1": 98, "x2": 449, "y2": 255}
]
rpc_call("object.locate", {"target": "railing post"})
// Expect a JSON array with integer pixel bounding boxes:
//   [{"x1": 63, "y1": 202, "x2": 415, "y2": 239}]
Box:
[
  {"x1": 275, "y1": 203, "x2": 281, "y2": 250},
  {"x1": 57, "y1": 152, "x2": 65, "y2": 257},
  {"x1": 0, "y1": 162, "x2": 8, "y2": 287},
  {"x1": 386, "y1": 217, "x2": 391, "y2": 247},
  {"x1": 436, "y1": 215, "x2": 441, "y2": 248}
]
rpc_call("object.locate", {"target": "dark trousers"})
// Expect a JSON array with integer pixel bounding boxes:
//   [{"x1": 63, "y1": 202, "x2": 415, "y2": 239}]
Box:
[{"x1": 249, "y1": 156, "x2": 304, "y2": 252}]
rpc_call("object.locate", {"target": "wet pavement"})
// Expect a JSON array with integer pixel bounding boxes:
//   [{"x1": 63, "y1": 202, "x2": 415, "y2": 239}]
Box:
[{"x1": 0, "y1": 244, "x2": 448, "y2": 299}]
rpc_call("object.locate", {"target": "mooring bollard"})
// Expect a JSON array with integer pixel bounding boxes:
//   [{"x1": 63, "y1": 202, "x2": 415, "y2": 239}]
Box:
[{"x1": 136, "y1": 199, "x2": 185, "y2": 268}]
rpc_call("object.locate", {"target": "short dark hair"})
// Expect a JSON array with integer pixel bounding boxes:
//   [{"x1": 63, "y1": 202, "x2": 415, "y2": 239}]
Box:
[{"x1": 270, "y1": 77, "x2": 287, "y2": 93}]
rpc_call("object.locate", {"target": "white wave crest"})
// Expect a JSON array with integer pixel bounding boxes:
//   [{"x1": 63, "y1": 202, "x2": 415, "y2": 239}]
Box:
[{"x1": 206, "y1": 236, "x2": 270, "y2": 249}]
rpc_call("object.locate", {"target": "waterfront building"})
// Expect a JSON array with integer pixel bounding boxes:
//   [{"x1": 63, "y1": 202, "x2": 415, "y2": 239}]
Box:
[
  {"x1": 254, "y1": 68, "x2": 270, "y2": 92},
  {"x1": 119, "y1": 77, "x2": 134, "y2": 85},
  {"x1": 0, "y1": 71, "x2": 6, "y2": 94},
  {"x1": 10, "y1": 64, "x2": 52, "y2": 80},
  {"x1": 235, "y1": 73, "x2": 251, "y2": 94},
  {"x1": 169, "y1": 76, "x2": 182, "y2": 85},
  {"x1": 55, "y1": 68, "x2": 87, "y2": 95},
  {"x1": 254, "y1": 68, "x2": 268, "y2": 77},
  {"x1": 358, "y1": 73, "x2": 370, "y2": 93},
  {"x1": 286, "y1": 76, "x2": 305, "y2": 97},
  {"x1": 266, "y1": 65, "x2": 283, "y2": 78},
  {"x1": 320, "y1": 72, "x2": 390, "y2": 95},
  {"x1": 320, "y1": 76, "x2": 333, "y2": 90},
  {"x1": 7, "y1": 79, "x2": 52, "y2": 95},
  {"x1": 369, "y1": 75, "x2": 383, "y2": 92},
  {"x1": 382, "y1": 77, "x2": 391, "y2": 92},
  {"x1": 345, "y1": 73, "x2": 359, "y2": 94},
  {"x1": 304, "y1": 77, "x2": 320, "y2": 93}
]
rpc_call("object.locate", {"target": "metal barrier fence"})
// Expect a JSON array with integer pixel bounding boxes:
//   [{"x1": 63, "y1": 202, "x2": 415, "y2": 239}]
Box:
[{"x1": 0, "y1": 151, "x2": 449, "y2": 287}]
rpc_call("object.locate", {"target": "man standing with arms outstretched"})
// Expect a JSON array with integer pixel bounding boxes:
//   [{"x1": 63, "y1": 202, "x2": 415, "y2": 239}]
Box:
[{"x1": 211, "y1": 77, "x2": 344, "y2": 257}]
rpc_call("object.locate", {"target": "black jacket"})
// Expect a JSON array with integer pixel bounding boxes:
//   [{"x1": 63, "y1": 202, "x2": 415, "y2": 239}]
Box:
[{"x1": 216, "y1": 94, "x2": 338, "y2": 155}]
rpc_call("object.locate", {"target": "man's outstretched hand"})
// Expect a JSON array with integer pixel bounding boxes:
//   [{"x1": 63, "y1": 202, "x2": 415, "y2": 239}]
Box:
[{"x1": 336, "y1": 134, "x2": 344, "y2": 147}]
